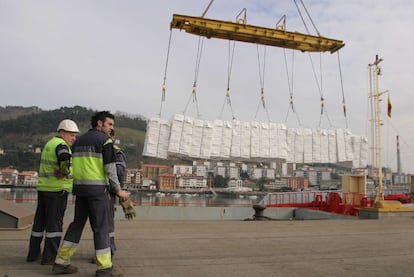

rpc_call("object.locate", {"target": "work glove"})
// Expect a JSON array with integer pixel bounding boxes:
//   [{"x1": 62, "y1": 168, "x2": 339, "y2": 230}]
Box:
[
  {"x1": 119, "y1": 198, "x2": 136, "y2": 220},
  {"x1": 54, "y1": 169, "x2": 65, "y2": 179}
]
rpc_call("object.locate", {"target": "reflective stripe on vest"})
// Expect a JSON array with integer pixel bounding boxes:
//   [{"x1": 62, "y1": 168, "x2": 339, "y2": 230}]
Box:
[{"x1": 72, "y1": 138, "x2": 112, "y2": 186}]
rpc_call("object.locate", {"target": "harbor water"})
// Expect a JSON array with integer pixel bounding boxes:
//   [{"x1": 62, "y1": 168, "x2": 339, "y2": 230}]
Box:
[{"x1": 0, "y1": 188, "x2": 266, "y2": 220}]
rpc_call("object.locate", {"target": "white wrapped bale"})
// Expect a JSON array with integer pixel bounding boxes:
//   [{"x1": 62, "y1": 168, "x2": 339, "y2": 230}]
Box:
[
  {"x1": 210, "y1": 120, "x2": 224, "y2": 158},
  {"x1": 260, "y1": 122, "x2": 270, "y2": 159},
  {"x1": 142, "y1": 117, "x2": 161, "y2": 158},
  {"x1": 269, "y1": 122, "x2": 279, "y2": 158},
  {"x1": 360, "y1": 136, "x2": 369, "y2": 167},
  {"x1": 278, "y1": 124, "x2": 288, "y2": 160},
  {"x1": 336, "y1": 128, "x2": 346, "y2": 162},
  {"x1": 220, "y1": 121, "x2": 232, "y2": 158},
  {"x1": 168, "y1": 114, "x2": 185, "y2": 156},
  {"x1": 312, "y1": 129, "x2": 322, "y2": 163},
  {"x1": 328, "y1": 129, "x2": 337, "y2": 163},
  {"x1": 294, "y1": 128, "x2": 304, "y2": 163},
  {"x1": 351, "y1": 135, "x2": 369, "y2": 168},
  {"x1": 344, "y1": 129, "x2": 354, "y2": 162},
  {"x1": 250, "y1": 121, "x2": 260, "y2": 159},
  {"x1": 286, "y1": 128, "x2": 296, "y2": 163},
  {"x1": 240, "y1": 121, "x2": 251, "y2": 159},
  {"x1": 200, "y1": 120, "x2": 213, "y2": 159},
  {"x1": 157, "y1": 119, "x2": 171, "y2": 159},
  {"x1": 351, "y1": 135, "x2": 362, "y2": 168},
  {"x1": 179, "y1": 116, "x2": 193, "y2": 156},
  {"x1": 303, "y1": 128, "x2": 313, "y2": 163},
  {"x1": 189, "y1": 118, "x2": 204, "y2": 158},
  {"x1": 320, "y1": 129, "x2": 329, "y2": 163},
  {"x1": 230, "y1": 120, "x2": 242, "y2": 159}
]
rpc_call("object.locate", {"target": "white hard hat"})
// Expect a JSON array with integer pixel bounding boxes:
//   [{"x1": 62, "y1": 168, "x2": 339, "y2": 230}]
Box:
[{"x1": 57, "y1": 119, "x2": 80, "y2": 133}]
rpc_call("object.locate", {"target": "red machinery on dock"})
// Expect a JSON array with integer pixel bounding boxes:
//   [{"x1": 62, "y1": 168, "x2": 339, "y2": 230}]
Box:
[{"x1": 266, "y1": 191, "x2": 411, "y2": 217}]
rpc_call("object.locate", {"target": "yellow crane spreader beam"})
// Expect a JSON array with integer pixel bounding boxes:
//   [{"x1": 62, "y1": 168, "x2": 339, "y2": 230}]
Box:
[{"x1": 171, "y1": 14, "x2": 345, "y2": 53}]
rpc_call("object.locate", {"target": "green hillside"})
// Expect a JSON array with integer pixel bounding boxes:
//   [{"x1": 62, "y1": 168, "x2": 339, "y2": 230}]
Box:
[{"x1": 0, "y1": 106, "x2": 148, "y2": 171}]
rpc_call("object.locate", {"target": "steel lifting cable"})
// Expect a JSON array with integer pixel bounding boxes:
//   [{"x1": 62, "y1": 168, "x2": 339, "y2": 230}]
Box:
[
  {"x1": 156, "y1": 28, "x2": 174, "y2": 156},
  {"x1": 293, "y1": 0, "x2": 321, "y2": 38},
  {"x1": 294, "y1": 0, "x2": 333, "y2": 128},
  {"x1": 307, "y1": 52, "x2": 333, "y2": 128},
  {"x1": 296, "y1": 0, "x2": 321, "y2": 36},
  {"x1": 159, "y1": 28, "x2": 173, "y2": 117},
  {"x1": 183, "y1": 36, "x2": 204, "y2": 118},
  {"x1": 283, "y1": 49, "x2": 302, "y2": 126},
  {"x1": 254, "y1": 45, "x2": 270, "y2": 122},
  {"x1": 337, "y1": 51, "x2": 349, "y2": 128},
  {"x1": 219, "y1": 40, "x2": 236, "y2": 120}
]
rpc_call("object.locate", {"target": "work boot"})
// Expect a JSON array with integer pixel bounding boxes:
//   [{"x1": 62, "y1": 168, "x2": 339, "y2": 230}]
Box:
[
  {"x1": 95, "y1": 267, "x2": 124, "y2": 277},
  {"x1": 52, "y1": 263, "x2": 78, "y2": 274}
]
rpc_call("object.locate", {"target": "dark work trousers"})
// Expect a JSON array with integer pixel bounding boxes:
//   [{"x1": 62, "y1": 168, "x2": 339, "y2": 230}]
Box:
[
  {"x1": 27, "y1": 190, "x2": 68, "y2": 263},
  {"x1": 63, "y1": 192, "x2": 111, "y2": 258},
  {"x1": 109, "y1": 193, "x2": 117, "y2": 255}
]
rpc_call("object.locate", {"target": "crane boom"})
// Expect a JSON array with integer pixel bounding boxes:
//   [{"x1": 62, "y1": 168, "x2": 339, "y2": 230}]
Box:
[{"x1": 171, "y1": 14, "x2": 345, "y2": 53}]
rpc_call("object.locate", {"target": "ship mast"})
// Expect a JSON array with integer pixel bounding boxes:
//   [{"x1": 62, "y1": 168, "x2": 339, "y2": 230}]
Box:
[
  {"x1": 368, "y1": 55, "x2": 384, "y2": 202},
  {"x1": 396, "y1": 135, "x2": 402, "y2": 175}
]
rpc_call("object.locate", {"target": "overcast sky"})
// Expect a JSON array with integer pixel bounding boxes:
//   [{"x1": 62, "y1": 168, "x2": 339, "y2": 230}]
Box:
[{"x1": 1, "y1": 0, "x2": 414, "y2": 173}]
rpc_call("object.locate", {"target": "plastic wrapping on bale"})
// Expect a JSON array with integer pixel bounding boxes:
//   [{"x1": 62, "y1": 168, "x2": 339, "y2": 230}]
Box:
[{"x1": 142, "y1": 114, "x2": 368, "y2": 168}]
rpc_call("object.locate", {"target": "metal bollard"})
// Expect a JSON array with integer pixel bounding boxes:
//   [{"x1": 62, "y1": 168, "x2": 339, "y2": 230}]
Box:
[{"x1": 252, "y1": 204, "x2": 267, "y2": 220}]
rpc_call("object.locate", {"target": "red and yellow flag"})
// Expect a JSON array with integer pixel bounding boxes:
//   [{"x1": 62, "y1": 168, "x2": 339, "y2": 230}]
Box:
[{"x1": 387, "y1": 95, "x2": 392, "y2": 117}]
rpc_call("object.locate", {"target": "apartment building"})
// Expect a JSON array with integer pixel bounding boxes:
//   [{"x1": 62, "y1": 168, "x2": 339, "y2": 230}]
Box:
[
  {"x1": 158, "y1": 173, "x2": 176, "y2": 190},
  {"x1": 17, "y1": 171, "x2": 38, "y2": 187}
]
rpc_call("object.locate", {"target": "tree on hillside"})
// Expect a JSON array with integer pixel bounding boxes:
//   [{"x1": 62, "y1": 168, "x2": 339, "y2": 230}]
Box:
[
  {"x1": 213, "y1": 175, "x2": 228, "y2": 188},
  {"x1": 0, "y1": 106, "x2": 147, "y2": 171}
]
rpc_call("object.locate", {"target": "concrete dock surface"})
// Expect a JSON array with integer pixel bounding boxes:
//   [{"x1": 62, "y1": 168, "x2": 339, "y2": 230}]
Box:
[{"x1": 1, "y1": 217, "x2": 413, "y2": 277}]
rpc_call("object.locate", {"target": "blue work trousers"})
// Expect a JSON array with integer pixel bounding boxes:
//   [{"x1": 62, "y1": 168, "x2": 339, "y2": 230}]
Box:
[
  {"x1": 63, "y1": 193, "x2": 111, "y2": 250},
  {"x1": 27, "y1": 190, "x2": 68, "y2": 263}
]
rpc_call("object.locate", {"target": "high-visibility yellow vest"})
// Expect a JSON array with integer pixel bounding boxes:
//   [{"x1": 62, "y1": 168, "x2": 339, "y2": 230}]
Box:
[
  {"x1": 37, "y1": 137, "x2": 73, "y2": 192},
  {"x1": 72, "y1": 137, "x2": 113, "y2": 186}
]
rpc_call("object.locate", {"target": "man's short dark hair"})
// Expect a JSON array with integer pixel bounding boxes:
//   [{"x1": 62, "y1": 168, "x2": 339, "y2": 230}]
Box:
[{"x1": 91, "y1": 111, "x2": 115, "y2": 128}]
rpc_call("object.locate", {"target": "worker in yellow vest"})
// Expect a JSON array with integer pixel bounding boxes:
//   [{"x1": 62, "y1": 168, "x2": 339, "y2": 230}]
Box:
[
  {"x1": 27, "y1": 119, "x2": 79, "y2": 265},
  {"x1": 53, "y1": 111, "x2": 129, "y2": 277}
]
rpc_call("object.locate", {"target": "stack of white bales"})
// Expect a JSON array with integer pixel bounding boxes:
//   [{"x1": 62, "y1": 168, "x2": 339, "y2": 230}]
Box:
[{"x1": 142, "y1": 114, "x2": 368, "y2": 167}]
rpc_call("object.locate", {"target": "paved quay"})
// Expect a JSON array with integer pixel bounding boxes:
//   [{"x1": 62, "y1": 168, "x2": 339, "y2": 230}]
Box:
[{"x1": 1, "y1": 215, "x2": 414, "y2": 277}]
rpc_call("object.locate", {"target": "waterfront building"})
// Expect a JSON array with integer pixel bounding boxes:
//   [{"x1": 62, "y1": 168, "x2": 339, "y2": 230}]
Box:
[
  {"x1": 215, "y1": 165, "x2": 226, "y2": 177},
  {"x1": 265, "y1": 178, "x2": 288, "y2": 190},
  {"x1": 284, "y1": 177, "x2": 309, "y2": 190},
  {"x1": 17, "y1": 171, "x2": 38, "y2": 187},
  {"x1": 250, "y1": 167, "x2": 263, "y2": 180},
  {"x1": 140, "y1": 162, "x2": 171, "y2": 179},
  {"x1": 0, "y1": 168, "x2": 18, "y2": 185},
  {"x1": 173, "y1": 164, "x2": 193, "y2": 176},
  {"x1": 227, "y1": 179, "x2": 243, "y2": 188},
  {"x1": 158, "y1": 173, "x2": 176, "y2": 190},
  {"x1": 194, "y1": 164, "x2": 208, "y2": 178},
  {"x1": 176, "y1": 175, "x2": 207, "y2": 189},
  {"x1": 228, "y1": 166, "x2": 240, "y2": 179},
  {"x1": 263, "y1": 168, "x2": 276, "y2": 179},
  {"x1": 124, "y1": 168, "x2": 142, "y2": 189},
  {"x1": 307, "y1": 170, "x2": 317, "y2": 186}
]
